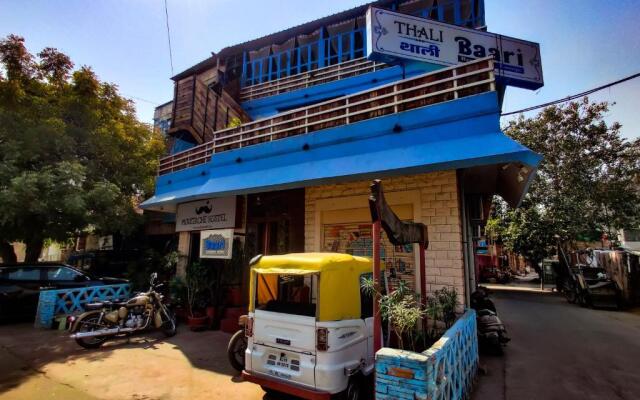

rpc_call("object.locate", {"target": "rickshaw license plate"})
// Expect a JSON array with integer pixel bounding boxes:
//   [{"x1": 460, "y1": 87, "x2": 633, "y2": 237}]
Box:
[{"x1": 267, "y1": 353, "x2": 300, "y2": 373}]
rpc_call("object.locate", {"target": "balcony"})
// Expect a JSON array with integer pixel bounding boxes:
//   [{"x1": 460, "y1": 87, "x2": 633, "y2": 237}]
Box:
[
  {"x1": 169, "y1": 73, "x2": 250, "y2": 144},
  {"x1": 158, "y1": 58, "x2": 495, "y2": 176},
  {"x1": 238, "y1": 0, "x2": 486, "y2": 90},
  {"x1": 239, "y1": 57, "x2": 387, "y2": 102}
]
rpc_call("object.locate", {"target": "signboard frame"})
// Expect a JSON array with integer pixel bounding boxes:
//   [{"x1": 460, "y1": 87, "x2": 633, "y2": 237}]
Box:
[
  {"x1": 199, "y1": 229, "x2": 235, "y2": 259},
  {"x1": 175, "y1": 197, "x2": 236, "y2": 232},
  {"x1": 366, "y1": 6, "x2": 543, "y2": 90}
]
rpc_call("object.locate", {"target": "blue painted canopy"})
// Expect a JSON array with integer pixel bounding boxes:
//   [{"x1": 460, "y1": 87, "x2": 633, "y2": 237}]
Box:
[{"x1": 142, "y1": 91, "x2": 540, "y2": 212}]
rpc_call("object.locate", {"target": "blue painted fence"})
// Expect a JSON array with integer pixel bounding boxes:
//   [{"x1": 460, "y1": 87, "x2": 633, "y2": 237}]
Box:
[
  {"x1": 34, "y1": 284, "x2": 131, "y2": 328},
  {"x1": 375, "y1": 309, "x2": 478, "y2": 400}
]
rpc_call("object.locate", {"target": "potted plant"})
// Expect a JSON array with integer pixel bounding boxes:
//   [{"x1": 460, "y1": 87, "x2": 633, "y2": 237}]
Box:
[
  {"x1": 169, "y1": 276, "x2": 187, "y2": 322},
  {"x1": 185, "y1": 262, "x2": 209, "y2": 330},
  {"x1": 362, "y1": 279, "x2": 425, "y2": 352}
]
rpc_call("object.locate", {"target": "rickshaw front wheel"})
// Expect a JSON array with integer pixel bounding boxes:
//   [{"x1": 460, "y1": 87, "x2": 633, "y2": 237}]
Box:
[
  {"x1": 339, "y1": 375, "x2": 363, "y2": 400},
  {"x1": 564, "y1": 289, "x2": 577, "y2": 303}
]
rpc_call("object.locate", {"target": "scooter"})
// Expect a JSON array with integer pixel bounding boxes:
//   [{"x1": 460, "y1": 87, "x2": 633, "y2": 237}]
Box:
[{"x1": 471, "y1": 287, "x2": 510, "y2": 354}]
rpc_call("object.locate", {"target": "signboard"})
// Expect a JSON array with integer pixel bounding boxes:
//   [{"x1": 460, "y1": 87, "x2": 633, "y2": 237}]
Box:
[
  {"x1": 199, "y1": 229, "x2": 234, "y2": 259},
  {"x1": 98, "y1": 235, "x2": 114, "y2": 250},
  {"x1": 366, "y1": 6, "x2": 543, "y2": 90},
  {"x1": 175, "y1": 197, "x2": 236, "y2": 232}
]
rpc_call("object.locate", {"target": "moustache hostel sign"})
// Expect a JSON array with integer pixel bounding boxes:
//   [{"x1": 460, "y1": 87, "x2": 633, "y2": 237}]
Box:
[
  {"x1": 366, "y1": 6, "x2": 543, "y2": 90},
  {"x1": 176, "y1": 197, "x2": 236, "y2": 232}
]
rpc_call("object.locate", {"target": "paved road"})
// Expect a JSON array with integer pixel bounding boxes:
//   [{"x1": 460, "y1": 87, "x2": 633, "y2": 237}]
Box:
[{"x1": 472, "y1": 288, "x2": 640, "y2": 400}]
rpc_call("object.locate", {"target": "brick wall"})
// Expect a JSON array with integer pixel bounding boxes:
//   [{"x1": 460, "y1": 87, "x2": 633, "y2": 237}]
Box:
[{"x1": 304, "y1": 170, "x2": 466, "y2": 304}]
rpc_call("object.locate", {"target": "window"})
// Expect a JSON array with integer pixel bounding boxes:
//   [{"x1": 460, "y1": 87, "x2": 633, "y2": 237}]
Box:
[
  {"x1": 255, "y1": 274, "x2": 317, "y2": 317},
  {"x1": 47, "y1": 267, "x2": 83, "y2": 282},
  {"x1": 624, "y1": 229, "x2": 640, "y2": 242},
  {"x1": 2, "y1": 268, "x2": 40, "y2": 281}
]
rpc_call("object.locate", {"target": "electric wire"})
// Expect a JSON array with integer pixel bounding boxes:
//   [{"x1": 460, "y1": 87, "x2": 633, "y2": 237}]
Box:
[
  {"x1": 164, "y1": 0, "x2": 174, "y2": 76},
  {"x1": 501, "y1": 71, "x2": 640, "y2": 116}
]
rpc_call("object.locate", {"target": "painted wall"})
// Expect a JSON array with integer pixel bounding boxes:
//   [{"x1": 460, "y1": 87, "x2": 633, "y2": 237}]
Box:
[{"x1": 304, "y1": 170, "x2": 466, "y2": 305}]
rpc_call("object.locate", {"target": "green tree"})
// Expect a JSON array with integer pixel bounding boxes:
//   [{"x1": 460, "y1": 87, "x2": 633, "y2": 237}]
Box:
[
  {"x1": 487, "y1": 98, "x2": 640, "y2": 267},
  {"x1": 0, "y1": 35, "x2": 164, "y2": 262}
]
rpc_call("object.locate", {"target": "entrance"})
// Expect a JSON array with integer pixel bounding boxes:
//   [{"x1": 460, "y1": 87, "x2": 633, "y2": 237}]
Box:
[{"x1": 245, "y1": 189, "x2": 305, "y2": 258}]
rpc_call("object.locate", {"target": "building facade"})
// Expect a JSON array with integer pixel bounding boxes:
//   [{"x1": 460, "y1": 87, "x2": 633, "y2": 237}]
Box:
[{"x1": 142, "y1": 0, "x2": 542, "y2": 307}]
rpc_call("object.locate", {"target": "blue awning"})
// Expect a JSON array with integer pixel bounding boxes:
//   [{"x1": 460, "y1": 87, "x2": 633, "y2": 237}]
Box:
[{"x1": 142, "y1": 92, "x2": 541, "y2": 211}]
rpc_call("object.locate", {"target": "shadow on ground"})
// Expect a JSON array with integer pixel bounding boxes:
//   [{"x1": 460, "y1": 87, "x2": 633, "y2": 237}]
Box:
[{"x1": 0, "y1": 323, "x2": 267, "y2": 399}]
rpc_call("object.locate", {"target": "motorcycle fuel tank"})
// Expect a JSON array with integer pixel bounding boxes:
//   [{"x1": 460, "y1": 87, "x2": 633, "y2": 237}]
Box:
[{"x1": 127, "y1": 295, "x2": 150, "y2": 307}]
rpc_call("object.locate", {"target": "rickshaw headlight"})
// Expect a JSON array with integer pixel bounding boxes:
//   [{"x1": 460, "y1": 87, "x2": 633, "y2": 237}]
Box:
[
  {"x1": 316, "y1": 327, "x2": 329, "y2": 351},
  {"x1": 245, "y1": 316, "x2": 254, "y2": 338}
]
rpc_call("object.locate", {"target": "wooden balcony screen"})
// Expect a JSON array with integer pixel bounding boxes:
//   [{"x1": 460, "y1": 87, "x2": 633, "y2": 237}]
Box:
[
  {"x1": 239, "y1": 57, "x2": 387, "y2": 102},
  {"x1": 159, "y1": 58, "x2": 495, "y2": 176},
  {"x1": 171, "y1": 73, "x2": 250, "y2": 144}
]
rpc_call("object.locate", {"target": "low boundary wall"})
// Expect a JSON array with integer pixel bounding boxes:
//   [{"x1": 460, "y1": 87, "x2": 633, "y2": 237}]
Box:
[
  {"x1": 375, "y1": 309, "x2": 478, "y2": 400},
  {"x1": 35, "y1": 284, "x2": 131, "y2": 328}
]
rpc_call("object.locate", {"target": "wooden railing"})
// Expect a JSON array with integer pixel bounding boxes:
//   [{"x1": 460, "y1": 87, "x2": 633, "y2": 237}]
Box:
[
  {"x1": 159, "y1": 58, "x2": 495, "y2": 176},
  {"x1": 240, "y1": 57, "x2": 387, "y2": 102}
]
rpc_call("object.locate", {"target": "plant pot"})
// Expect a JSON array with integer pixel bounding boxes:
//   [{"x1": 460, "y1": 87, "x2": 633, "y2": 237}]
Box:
[
  {"x1": 227, "y1": 286, "x2": 243, "y2": 306},
  {"x1": 174, "y1": 306, "x2": 188, "y2": 323},
  {"x1": 205, "y1": 306, "x2": 217, "y2": 328},
  {"x1": 187, "y1": 315, "x2": 208, "y2": 331}
]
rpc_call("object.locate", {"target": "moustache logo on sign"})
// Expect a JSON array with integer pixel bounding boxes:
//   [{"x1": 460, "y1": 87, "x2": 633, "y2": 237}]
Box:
[{"x1": 195, "y1": 201, "x2": 213, "y2": 215}]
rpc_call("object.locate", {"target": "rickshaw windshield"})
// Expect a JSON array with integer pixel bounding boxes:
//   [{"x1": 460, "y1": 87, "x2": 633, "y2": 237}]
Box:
[{"x1": 255, "y1": 273, "x2": 318, "y2": 318}]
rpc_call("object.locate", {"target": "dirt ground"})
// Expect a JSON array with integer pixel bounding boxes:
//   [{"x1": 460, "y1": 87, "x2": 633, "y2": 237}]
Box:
[{"x1": 0, "y1": 324, "x2": 266, "y2": 400}]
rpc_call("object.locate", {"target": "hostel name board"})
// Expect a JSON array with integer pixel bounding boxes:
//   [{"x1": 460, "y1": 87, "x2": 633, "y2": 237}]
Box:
[
  {"x1": 175, "y1": 197, "x2": 236, "y2": 232},
  {"x1": 366, "y1": 7, "x2": 543, "y2": 90}
]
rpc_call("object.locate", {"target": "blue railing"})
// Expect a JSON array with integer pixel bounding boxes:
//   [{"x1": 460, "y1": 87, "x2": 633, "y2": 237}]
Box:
[
  {"x1": 243, "y1": 27, "x2": 366, "y2": 87},
  {"x1": 240, "y1": 0, "x2": 485, "y2": 89},
  {"x1": 375, "y1": 309, "x2": 479, "y2": 400},
  {"x1": 35, "y1": 283, "x2": 131, "y2": 328}
]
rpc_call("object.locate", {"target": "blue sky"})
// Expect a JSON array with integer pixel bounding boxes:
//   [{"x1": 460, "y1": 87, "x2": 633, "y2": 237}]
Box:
[{"x1": 1, "y1": 0, "x2": 639, "y2": 138}]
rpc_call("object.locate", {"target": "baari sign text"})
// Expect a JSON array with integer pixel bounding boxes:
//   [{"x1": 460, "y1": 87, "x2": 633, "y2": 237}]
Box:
[{"x1": 366, "y1": 6, "x2": 543, "y2": 90}]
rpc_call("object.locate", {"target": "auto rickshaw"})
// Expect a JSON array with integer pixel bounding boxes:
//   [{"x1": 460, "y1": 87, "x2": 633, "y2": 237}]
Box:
[{"x1": 240, "y1": 252, "x2": 381, "y2": 400}]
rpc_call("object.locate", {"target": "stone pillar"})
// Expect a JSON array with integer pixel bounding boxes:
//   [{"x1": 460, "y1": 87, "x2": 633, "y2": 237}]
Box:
[{"x1": 176, "y1": 231, "x2": 191, "y2": 279}]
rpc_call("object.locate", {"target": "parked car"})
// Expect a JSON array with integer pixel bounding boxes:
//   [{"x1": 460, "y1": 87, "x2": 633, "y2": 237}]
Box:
[{"x1": 0, "y1": 262, "x2": 128, "y2": 322}]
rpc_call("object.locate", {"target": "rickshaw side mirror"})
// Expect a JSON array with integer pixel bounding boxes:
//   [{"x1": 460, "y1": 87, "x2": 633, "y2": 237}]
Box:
[{"x1": 249, "y1": 254, "x2": 263, "y2": 266}]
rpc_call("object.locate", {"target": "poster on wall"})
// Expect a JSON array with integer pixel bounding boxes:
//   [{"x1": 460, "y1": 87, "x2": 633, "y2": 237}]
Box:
[
  {"x1": 322, "y1": 222, "x2": 415, "y2": 292},
  {"x1": 175, "y1": 197, "x2": 236, "y2": 232},
  {"x1": 199, "y1": 229, "x2": 234, "y2": 259},
  {"x1": 366, "y1": 6, "x2": 543, "y2": 90}
]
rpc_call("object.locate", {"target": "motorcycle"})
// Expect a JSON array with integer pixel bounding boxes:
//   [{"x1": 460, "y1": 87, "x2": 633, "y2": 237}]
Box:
[
  {"x1": 470, "y1": 287, "x2": 510, "y2": 354},
  {"x1": 69, "y1": 272, "x2": 177, "y2": 349}
]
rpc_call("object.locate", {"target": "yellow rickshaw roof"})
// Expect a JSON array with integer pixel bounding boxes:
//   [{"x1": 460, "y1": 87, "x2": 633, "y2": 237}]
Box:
[
  {"x1": 250, "y1": 253, "x2": 379, "y2": 321},
  {"x1": 251, "y1": 252, "x2": 374, "y2": 275}
]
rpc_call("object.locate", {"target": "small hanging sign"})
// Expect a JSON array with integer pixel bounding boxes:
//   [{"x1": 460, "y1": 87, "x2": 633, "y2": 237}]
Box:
[{"x1": 199, "y1": 229, "x2": 234, "y2": 259}]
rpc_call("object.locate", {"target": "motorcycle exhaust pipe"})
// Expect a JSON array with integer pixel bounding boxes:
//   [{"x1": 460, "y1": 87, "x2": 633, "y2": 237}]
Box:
[{"x1": 70, "y1": 326, "x2": 136, "y2": 339}]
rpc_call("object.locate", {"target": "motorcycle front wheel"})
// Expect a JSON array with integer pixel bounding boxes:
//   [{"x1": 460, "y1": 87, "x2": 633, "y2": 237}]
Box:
[
  {"x1": 160, "y1": 306, "x2": 177, "y2": 337},
  {"x1": 75, "y1": 314, "x2": 110, "y2": 349}
]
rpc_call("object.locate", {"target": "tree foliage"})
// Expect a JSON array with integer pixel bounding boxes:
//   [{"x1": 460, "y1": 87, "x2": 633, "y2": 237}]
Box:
[
  {"x1": 0, "y1": 35, "x2": 164, "y2": 262},
  {"x1": 487, "y1": 98, "x2": 640, "y2": 266}
]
